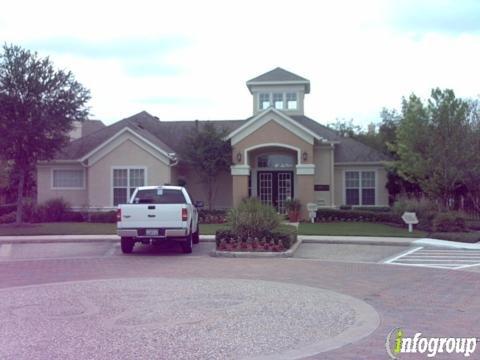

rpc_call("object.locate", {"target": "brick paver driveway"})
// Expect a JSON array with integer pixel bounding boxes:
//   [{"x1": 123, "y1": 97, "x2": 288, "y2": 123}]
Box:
[{"x1": 0, "y1": 249, "x2": 479, "y2": 359}]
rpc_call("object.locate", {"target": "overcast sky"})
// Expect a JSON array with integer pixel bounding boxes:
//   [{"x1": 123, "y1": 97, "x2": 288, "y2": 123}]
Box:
[{"x1": 2, "y1": 0, "x2": 480, "y2": 126}]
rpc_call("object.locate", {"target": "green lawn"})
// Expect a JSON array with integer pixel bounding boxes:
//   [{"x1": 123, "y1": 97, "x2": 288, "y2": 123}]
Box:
[
  {"x1": 0, "y1": 222, "x2": 227, "y2": 236},
  {"x1": 199, "y1": 223, "x2": 227, "y2": 235},
  {"x1": 298, "y1": 222, "x2": 427, "y2": 237}
]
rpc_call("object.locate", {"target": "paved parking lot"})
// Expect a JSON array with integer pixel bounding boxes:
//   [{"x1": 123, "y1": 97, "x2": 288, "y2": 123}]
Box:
[{"x1": 0, "y1": 241, "x2": 479, "y2": 359}]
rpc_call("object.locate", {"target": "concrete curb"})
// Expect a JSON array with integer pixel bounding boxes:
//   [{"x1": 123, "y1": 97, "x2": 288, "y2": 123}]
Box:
[
  {"x1": 209, "y1": 238, "x2": 302, "y2": 258},
  {"x1": 299, "y1": 235, "x2": 415, "y2": 246},
  {"x1": 0, "y1": 235, "x2": 216, "y2": 245}
]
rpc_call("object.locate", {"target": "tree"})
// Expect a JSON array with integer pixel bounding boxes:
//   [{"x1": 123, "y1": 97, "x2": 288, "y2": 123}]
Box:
[
  {"x1": 327, "y1": 118, "x2": 361, "y2": 138},
  {"x1": 180, "y1": 122, "x2": 232, "y2": 210},
  {"x1": 0, "y1": 44, "x2": 90, "y2": 224},
  {"x1": 393, "y1": 88, "x2": 475, "y2": 209}
]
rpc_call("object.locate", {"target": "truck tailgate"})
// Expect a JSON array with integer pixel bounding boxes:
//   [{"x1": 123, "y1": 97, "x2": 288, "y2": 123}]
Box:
[{"x1": 118, "y1": 204, "x2": 186, "y2": 228}]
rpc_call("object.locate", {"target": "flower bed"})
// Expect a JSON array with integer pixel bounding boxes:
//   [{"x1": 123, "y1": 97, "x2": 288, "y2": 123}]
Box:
[{"x1": 215, "y1": 226, "x2": 297, "y2": 252}]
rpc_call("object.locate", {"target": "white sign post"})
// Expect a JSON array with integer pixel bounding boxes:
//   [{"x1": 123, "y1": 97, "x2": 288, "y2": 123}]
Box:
[
  {"x1": 307, "y1": 203, "x2": 318, "y2": 224},
  {"x1": 401, "y1": 212, "x2": 419, "y2": 233}
]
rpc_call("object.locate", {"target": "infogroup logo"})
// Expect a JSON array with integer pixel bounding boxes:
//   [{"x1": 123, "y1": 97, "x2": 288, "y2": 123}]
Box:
[{"x1": 385, "y1": 328, "x2": 478, "y2": 359}]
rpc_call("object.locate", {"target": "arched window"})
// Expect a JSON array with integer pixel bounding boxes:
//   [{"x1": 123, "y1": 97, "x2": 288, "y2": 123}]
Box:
[{"x1": 257, "y1": 153, "x2": 295, "y2": 169}]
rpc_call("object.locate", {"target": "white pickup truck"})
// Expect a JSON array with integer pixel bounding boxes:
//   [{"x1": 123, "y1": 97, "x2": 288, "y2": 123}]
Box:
[{"x1": 116, "y1": 186, "x2": 203, "y2": 254}]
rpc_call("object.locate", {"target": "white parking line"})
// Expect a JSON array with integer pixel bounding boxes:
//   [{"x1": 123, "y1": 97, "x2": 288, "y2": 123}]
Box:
[
  {"x1": 384, "y1": 247, "x2": 480, "y2": 270},
  {"x1": 0, "y1": 244, "x2": 12, "y2": 258}
]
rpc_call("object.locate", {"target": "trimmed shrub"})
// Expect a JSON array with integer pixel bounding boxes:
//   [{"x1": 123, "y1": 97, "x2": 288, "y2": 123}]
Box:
[
  {"x1": 36, "y1": 198, "x2": 70, "y2": 222},
  {"x1": 432, "y1": 212, "x2": 467, "y2": 232},
  {"x1": 0, "y1": 204, "x2": 16, "y2": 217},
  {"x1": 0, "y1": 211, "x2": 16, "y2": 224},
  {"x1": 392, "y1": 197, "x2": 438, "y2": 231},
  {"x1": 227, "y1": 198, "x2": 281, "y2": 239},
  {"x1": 467, "y1": 220, "x2": 480, "y2": 231},
  {"x1": 353, "y1": 206, "x2": 391, "y2": 212},
  {"x1": 89, "y1": 211, "x2": 117, "y2": 223},
  {"x1": 315, "y1": 209, "x2": 402, "y2": 225},
  {"x1": 430, "y1": 232, "x2": 480, "y2": 243},
  {"x1": 198, "y1": 209, "x2": 227, "y2": 224},
  {"x1": 62, "y1": 211, "x2": 85, "y2": 222},
  {"x1": 339, "y1": 205, "x2": 352, "y2": 210}
]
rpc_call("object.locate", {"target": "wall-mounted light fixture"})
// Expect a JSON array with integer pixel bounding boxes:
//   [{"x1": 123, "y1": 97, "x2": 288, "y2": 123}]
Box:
[
  {"x1": 236, "y1": 152, "x2": 242, "y2": 163},
  {"x1": 302, "y1": 151, "x2": 308, "y2": 161}
]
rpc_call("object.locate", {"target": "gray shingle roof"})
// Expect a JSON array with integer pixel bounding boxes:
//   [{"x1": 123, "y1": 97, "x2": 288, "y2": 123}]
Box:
[
  {"x1": 54, "y1": 111, "x2": 390, "y2": 164},
  {"x1": 247, "y1": 67, "x2": 309, "y2": 83},
  {"x1": 81, "y1": 120, "x2": 105, "y2": 137},
  {"x1": 290, "y1": 115, "x2": 391, "y2": 162}
]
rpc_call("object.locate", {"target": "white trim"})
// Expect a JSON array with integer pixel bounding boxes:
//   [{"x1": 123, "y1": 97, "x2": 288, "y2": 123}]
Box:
[
  {"x1": 226, "y1": 108, "x2": 323, "y2": 145},
  {"x1": 231, "y1": 165, "x2": 250, "y2": 176},
  {"x1": 81, "y1": 127, "x2": 174, "y2": 165},
  {"x1": 296, "y1": 164, "x2": 315, "y2": 175},
  {"x1": 330, "y1": 145, "x2": 335, "y2": 206},
  {"x1": 335, "y1": 161, "x2": 388, "y2": 166},
  {"x1": 243, "y1": 143, "x2": 302, "y2": 165},
  {"x1": 51, "y1": 168, "x2": 86, "y2": 190},
  {"x1": 110, "y1": 166, "x2": 148, "y2": 206},
  {"x1": 247, "y1": 80, "x2": 310, "y2": 94},
  {"x1": 342, "y1": 169, "x2": 378, "y2": 206}
]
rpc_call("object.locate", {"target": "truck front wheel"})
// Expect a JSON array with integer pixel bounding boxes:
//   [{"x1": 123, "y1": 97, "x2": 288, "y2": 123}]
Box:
[{"x1": 121, "y1": 237, "x2": 135, "y2": 254}]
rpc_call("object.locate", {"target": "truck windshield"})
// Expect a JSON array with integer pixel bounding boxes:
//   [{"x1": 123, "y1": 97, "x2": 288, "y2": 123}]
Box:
[{"x1": 132, "y1": 189, "x2": 186, "y2": 204}]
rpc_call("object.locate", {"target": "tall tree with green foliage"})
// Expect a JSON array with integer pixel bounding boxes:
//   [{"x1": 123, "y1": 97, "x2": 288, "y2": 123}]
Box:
[
  {"x1": 0, "y1": 44, "x2": 90, "y2": 224},
  {"x1": 393, "y1": 88, "x2": 476, "y2": 208},
  {"x1": 180, "y1": 122, "x2": 232, "y2": 210}
]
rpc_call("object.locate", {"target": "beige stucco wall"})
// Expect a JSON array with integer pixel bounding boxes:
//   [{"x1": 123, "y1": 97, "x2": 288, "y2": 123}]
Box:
[
  {"x1": 172, "y1": 165, "x2": 233, "y2": 209},
  {"x1": 334, "y1": 165, "x2": 389, "y2": 207},
  {"x1": 36, "y1": 164, "x2": 88, "y2": 207},
  {"x1": 87, "y1": 139, "x2": 171, "y2": 207},
  {"x1": 232, "y1": 119, "x2": 313, "y2": 165},
  {"x1": 232, "y1": 175, "x2": 249, "y2": 207},
  {"x1": 313, "y1": 146, "x2": 333, "y2": 206}
]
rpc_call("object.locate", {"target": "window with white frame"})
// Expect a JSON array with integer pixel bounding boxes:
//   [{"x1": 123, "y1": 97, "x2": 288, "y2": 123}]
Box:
[
  {"x1": 345, "y1": 171, "x2": 375, "y2": 205},
  {"x1": 113, "y1": 168, "x2": 145, "y2": 206},
  {"x1": 52, "y1": 169, "x2": 84, "y2": 189},
  {"x1": 273, "y1": 93, "x2": 283, "y2": 109},
  {"x1": 259, "y1": 93, "x2": 270, "y2": 110},
  {"x1": 286, "y1": 93, "x2": 297, "y2": 110}
]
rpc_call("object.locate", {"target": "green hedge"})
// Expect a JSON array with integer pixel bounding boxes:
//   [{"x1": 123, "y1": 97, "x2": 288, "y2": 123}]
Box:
[
  {"x1": 215, "y1": 225, "x2": 297, "y2": 251},
  {"x1": 198, "y1": 209, "x2": 227, "y2": 224},
  {"x1": 0, "y1": 204, "x2": 16, "y2": 217},
  {"x1": 315, "y1": 209, "x2": 403, "y2": 225},
  {"x1": 432, "y1": 212, "x2": 467, "y2": 232}
]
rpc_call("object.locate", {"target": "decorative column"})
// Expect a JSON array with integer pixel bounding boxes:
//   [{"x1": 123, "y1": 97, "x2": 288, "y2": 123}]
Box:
[
  {"x1": 231, "y1": 165, "x2": 250, "y2": 207},
  {"x1": 296, "y1": 164, "x2": 315, "y2": 220}
]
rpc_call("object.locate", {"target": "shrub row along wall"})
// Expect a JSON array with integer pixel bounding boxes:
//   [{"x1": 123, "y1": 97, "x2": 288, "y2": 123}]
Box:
[{"x1": 315, "y1": 209, "x2": 403, "y2": 225}]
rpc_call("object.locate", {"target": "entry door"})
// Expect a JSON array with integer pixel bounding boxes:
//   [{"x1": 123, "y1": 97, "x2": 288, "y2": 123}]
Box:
[{"x1": 257, "y1": 171, "x2": 293, "y2": 213}]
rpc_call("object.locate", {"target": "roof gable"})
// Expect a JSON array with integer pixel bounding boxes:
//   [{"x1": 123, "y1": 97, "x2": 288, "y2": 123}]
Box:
[
  {"x1": 225, "y1": 108, "x2": 325, "y2": 145},
  {"x1": 246, "y1": 67, "x2": 310, "y2": 93}
]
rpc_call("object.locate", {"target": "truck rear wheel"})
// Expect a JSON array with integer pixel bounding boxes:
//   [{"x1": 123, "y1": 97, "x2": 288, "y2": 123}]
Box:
[
  {"x1": 181, "y1": 233, "x2": 193, "y2": 254},
  {"x1": 121, "y1": 237, "x2": 134, "y2": 254},
  {"x1": 193, "y1": 224, "x2": 200, "y2": 244}
]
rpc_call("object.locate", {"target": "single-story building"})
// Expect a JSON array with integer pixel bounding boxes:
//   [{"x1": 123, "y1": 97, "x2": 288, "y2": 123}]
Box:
[{"x1": 37, "y1": 67, "x2": 391, "y2": 218}]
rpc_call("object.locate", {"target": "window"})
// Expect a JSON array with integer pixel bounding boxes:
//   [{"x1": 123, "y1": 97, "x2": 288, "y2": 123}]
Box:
[
  {"x1": 345, "y1": 171, "x2": 375, "y2": 206},
  {"x1": 259, "y1": 93, "x2": 270, "y2": 110},
  {"x1": 132, "y1": 188, "x2": 186, "y2": 204},
  {"x1": 113, "y1": 168, "x2": 145, "y2": 206},
  {"x1": 257, "y1": 154, "x2": 295, "y2": 168},
  {"x1": 52, "y1": 169, "x2": 84, "y2": 189},
  {"x1": 273, "y1": 93, "x2": 283, "y2": 109},
  {"x1": 286, "y1": 93, "x2": 297, "y2": 110}
]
